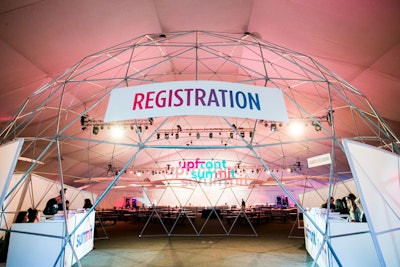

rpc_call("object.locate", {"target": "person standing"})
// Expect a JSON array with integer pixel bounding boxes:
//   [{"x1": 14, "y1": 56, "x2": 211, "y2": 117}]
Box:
[{"x1": 43, "y1": 189, "x2": 66, "y2": 215}]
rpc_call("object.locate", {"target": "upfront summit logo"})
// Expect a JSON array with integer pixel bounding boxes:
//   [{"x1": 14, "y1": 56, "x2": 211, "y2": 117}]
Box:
[
  {"x1": 178, "y1": 158, "x2": 236, "y2": 179},
  {"x1": 162, "y1": 158, "x2": 260, "y2": 187},
  {"x1": 76, "y1": 227, "x2": 93, "y2": 248}
]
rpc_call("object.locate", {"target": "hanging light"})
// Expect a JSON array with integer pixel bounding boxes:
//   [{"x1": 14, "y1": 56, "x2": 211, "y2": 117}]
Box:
[
  {"x1": 288, "y1": 120, "x2": 304, "y2": 136},
  {"x1": 110, "y1": 126, "x2": 124, "y2": 138},
  {"x1": 92, "y1": 126, "x2": 99, "y2": 135},
  {"x1": 312, "y1": 121, "x2": 322, "y2": 131},
  {"x1": 270, "y1": 123, "x2": 277, "y2": 132}
]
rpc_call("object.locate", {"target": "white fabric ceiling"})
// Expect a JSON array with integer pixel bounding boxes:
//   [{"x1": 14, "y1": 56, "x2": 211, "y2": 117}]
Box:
[{"x1": 0, "y1": 0, "x2": 399, "y2": 192}]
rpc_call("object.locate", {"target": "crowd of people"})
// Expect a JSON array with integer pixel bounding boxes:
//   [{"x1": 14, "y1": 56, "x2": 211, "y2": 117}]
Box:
[{"x1": 321, "y1": 193, "x2": 366, "y2": 222}]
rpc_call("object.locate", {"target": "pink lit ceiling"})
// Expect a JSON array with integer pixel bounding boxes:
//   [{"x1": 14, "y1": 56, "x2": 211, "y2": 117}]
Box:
[{"x1": 0, "y1": 1, "x2": 399, "y2": 192}]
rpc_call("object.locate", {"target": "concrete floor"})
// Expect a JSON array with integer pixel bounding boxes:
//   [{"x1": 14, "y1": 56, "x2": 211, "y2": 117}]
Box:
[{"x1": 73, "y1": 218, "x2": 314, "y2": 267}]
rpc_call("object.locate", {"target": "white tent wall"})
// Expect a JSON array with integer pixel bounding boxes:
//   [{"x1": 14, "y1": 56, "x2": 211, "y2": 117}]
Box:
[
  {"x1": 298, "y1": 179, "x2": 358, "y2": 209},
  {"x1": 0, "y1": 139, "x2": 23, "y2": 211},
  {"x1": 90, "y1": 183, "x2": 306, "y2": 210},
  {"x1": 0, "y1": 173, "x2": 96, "y2": 238},
  {"x1": 343, "y1": 140, "x2": 400, "y2": 266}
]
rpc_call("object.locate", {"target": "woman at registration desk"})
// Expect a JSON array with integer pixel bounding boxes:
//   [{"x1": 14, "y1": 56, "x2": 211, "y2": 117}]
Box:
[
  {"x1": 346, "y1": 195, "x2": 365, "y2": 222},
  {"x1": 27, "y1": 208, "x2": 40, "y2": 223}
]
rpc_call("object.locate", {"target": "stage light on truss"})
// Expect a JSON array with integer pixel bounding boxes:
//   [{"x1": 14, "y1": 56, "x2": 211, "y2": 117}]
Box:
[
  {"x1": 156, "y1": 133, "x2": 160, "y2": 139},
  {"x1": 196, "y1": 133, "x2": 200, "y2": 139},
  {"x1": 92, "y1": 126, "x2": 99, "y2": 135},
  {"x1": 165, "y1": 133, "x2": 169, "y2": 139},
  {"x1": 110, "y1": 126, "x2": 124, "y2": 138},
  {"x1": 209, "y1": 132, "x2": 213, "y2": 138},
  {"x1": 312, "y1": 121, "x2": 322, "y2": 131},
  {"x1": 288, "y1": 120, "x2": 304, "y2": 136},
  {"x1": 270, "y1": 123, "x2": 277, "y2": 132}
]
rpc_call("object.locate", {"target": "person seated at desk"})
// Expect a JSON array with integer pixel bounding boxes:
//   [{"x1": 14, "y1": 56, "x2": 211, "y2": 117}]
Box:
[
  {"x1": 27, "y1": 208, "x2": 39, "y2": 223},
  {"x1": 346, "y1": 194, "x2": 363, "y2": 222},
  {"x1": 83, "y1": 198, "x2": 93, "y2": 210},
  {"x1": 15, "y1": 211, "x2": 28, "y2": 223},
  {"x1": 321, "y1": 197, "x2": 336, "y2": 211},
  {"x1": 355, "y1": 198, "x2": 367, "y2": 222},
  {"x1": 334, "y1": 198, "x2": 347, "y2": 214}
]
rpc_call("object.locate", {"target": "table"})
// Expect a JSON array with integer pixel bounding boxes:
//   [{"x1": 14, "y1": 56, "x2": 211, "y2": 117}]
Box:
[
  {"x1": 201, "y1": 208, "x2": 221, "y2": 218},
  {"x1": 7, "y1": 211, "x2": 95, "y2": 267},
  {"x1": 304, "y1": 208, "x2": 379, "y2": 267}
]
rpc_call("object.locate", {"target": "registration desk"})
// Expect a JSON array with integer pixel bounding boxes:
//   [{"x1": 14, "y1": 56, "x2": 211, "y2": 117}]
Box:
[
  {"x1": 304, "y1": 208, "x2": 379, "y2": 267},
  {"x1": 7, "y1": 211, "x2": 95, "y2": 267}
]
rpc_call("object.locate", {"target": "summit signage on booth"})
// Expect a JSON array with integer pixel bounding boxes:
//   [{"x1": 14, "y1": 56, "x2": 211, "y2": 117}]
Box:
[{"x1": 104, "y1": 81, "x2": 288, "y2": 122}]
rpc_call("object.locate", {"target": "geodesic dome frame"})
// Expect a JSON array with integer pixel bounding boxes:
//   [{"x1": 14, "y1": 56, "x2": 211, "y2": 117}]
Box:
[{"x1": 0, "y1": 30, "x2": 399, "y2": 265}]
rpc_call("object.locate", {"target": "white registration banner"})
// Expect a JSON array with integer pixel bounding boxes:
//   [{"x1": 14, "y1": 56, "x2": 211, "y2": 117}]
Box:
[{"x1": 104, "y1": 81, "x2": 288, "y2": 122}]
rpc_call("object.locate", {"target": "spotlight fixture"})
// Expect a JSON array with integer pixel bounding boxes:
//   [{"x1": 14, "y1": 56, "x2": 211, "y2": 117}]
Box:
[
  {"x1": 177, "y1": 125, "x2": 182, "y2": 132},
  {"x1": 80, "y1": 114, "x2": 88, "y2": 126},
  {"x1": 240, "y1": 132, "x2": 245, "y2": 138},
  {"x1": 270, "y1": 123, "x2": 277, "y2": 132},
  {"x1": 80, "y1": 114, "x2": 89, "y2": 131},
  {"x1": 156, "y1": 133, "x2": 160, "y2": 139},
  {"x1": 148, "y1": 117, "x2": 153, "y2": 125},
  {"x1": 92, "y1": 126, "x2": 99, "y2": 135},
  {"x1": 209, "y1": 133, "x2": 213, "y2": 139},
  {"x1": 175, "y1": 133, "x2": 179, "y2": 139},
  {"x1": 196, "y1": 133, "x2": 200, "y2": 139},
  {"x1": 165, "y1": 133, "x2": 169, "y2": 139},
  {"x1": 312, "y1": 121, "x2": 322, "y2": 131},
  {"x1": 327, "y1": 110, "x2": 334, "y2": 126},
  {"x1": 229, "y1": 132, "x2": 234, "y2": 139}
]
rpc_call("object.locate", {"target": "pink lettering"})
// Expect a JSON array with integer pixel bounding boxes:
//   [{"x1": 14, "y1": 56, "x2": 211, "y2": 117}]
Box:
[
  {"x1": 132, "y1": 93, "x2": 145, "y2": 110},
  {"x1": 145, "y1": 91, "x2": 155, "y2": 108}
]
